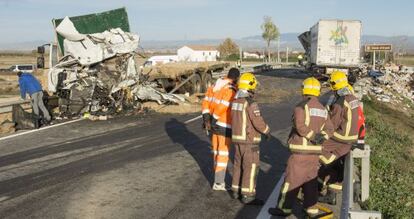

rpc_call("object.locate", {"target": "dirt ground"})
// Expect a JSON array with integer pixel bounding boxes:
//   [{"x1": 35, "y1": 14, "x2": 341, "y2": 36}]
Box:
[{"x1": 0, "y1": 52, "x2": 38, "y2": 69}]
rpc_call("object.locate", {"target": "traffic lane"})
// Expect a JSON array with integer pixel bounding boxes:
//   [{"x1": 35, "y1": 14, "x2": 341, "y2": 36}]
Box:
[
  {"x1": 0, "y1": 143, "x2": 211, "y2": 218},
  {"x1": 0, "y1": 112, "x2": 158, "y2": 157},
  {"x1": 0, "y1": 113, "x2": 206, "y2": 218},
  {"x1": 0, "y1": 114, "x2": 236, "y2": 219},
  {"x1": 0, "y1": 113, "x2": 194, "y2": 182}
]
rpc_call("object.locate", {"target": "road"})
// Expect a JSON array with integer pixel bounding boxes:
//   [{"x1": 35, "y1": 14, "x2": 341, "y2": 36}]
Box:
[{"x1": 0, "y1": 69, "x2": 310, "y2": 219}]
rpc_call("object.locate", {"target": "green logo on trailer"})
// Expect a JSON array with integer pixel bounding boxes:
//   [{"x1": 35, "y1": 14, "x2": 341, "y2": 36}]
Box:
[{"x1": 330, "y1": 26, "x2": 348, "y2": 46}]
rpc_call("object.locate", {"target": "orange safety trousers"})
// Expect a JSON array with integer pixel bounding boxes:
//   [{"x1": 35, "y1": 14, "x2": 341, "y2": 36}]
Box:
[{"x1": 211, "y1": 133, "x2": 231, "y2": 184}]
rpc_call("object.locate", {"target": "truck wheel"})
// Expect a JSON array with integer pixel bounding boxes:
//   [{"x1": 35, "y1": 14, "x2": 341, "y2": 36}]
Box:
[
  {"x1": 189, "y1": 74, "x2": 202, "y2": 94},
  {"x1": 202, "y1": 73, "x2": 213, "y2": 92}
]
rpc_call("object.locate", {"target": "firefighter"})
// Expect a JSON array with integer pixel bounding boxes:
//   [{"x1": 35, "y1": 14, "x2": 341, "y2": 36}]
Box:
[
  {"x1": 202, "y1": 68, "x2": 240, "y2": 191},
  {"x1": 230, "y1": 72, "x2": 270, "y2": 205},
  {"x1": 318, "y1": 71, "x2": 360, "y2": 204},
  {"x1": 268, "y1": 77, "x2": 334, "y2": 217}
]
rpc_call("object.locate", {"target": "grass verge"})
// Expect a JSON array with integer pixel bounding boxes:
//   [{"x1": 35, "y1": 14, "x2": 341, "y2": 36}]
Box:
[{"x1": 362, "y1": 97, "x2": 414, "y2": 218}]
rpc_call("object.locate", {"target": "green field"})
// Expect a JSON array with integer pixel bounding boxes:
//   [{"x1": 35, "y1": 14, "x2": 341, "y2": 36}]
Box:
[
  {"x1": 362, "y1": 98, "x2": 414, "y2": 218},
  {"x1": 396, "y1": 55, "x2": 414, "y2": 66}
]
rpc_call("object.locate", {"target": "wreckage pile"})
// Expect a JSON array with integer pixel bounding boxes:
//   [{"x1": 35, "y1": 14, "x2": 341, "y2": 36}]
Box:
[
  {"x1": 49, "y1": 17, "x2": 183, "y2": 117},
  {"x1": 353, "y1": 64, "x2": 414, "y2": 109}
]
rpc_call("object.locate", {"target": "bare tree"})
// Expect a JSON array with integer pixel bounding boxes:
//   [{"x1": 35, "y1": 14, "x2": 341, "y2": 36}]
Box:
[
  {"x1": 261, "y1": 16, "x2": 280, "y2": 62},
  {"x1": 217, "y1": 38, "x2": 239, "y2": 58}
]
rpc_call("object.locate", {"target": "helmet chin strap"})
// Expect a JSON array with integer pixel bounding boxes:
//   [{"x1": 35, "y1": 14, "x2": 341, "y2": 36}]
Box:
[{"x1": 336, "y1": 87, "x2": 352, "y2": 97}]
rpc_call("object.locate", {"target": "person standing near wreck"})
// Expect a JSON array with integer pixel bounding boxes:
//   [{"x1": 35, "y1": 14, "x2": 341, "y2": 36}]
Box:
[
  {"x1": 268, "y1": 77, "x2": 334, "y2": 217},
  {"x1": 202, "y1": 68, "x2": 240, "y2": 191},
  {"x1": 230, "y1": 72, "x2": 270, "y2": 205},
  {"x1": 18, "y1": 71, "x2": 51, "y2": 125}
]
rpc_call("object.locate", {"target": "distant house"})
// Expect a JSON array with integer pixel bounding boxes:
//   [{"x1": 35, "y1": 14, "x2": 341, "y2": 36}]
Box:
[
  {"x1": 243, "y1": 52, "x2": 262, "y2": 59},
  {"x1": 177, "y1": 45, "x2": 219, "y2": 62}
]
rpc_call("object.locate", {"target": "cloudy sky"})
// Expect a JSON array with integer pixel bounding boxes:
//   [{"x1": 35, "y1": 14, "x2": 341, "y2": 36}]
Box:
[{"x1": 0, "y1": 0, "x2": 412, "y2": 43}]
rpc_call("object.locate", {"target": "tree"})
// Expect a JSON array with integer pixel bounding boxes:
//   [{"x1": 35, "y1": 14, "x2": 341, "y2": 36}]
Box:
[
  {"x1": 261, "y1": 16, "x2": 280, "y2": 62},
  {"x1": 217, "y1": 38, "x2": 239, "y2": 58}
]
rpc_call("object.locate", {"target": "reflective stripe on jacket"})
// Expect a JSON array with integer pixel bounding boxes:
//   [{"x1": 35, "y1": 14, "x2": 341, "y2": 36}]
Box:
[
  {"x1": 330, "y1": 95, "x2": 359, "y2": 144},
  {"x1": 288, "y1": 96, "x2": 334, "y2": 154},
  {"x1": 231, "y1": 97, "x2": 270, "y2": 144},
  {"x1": 201, "y1": 86, "x2": 214, "y2": 115},
  {"x1": 210, "y1": 78, "x2": 236, "y2": 136}
]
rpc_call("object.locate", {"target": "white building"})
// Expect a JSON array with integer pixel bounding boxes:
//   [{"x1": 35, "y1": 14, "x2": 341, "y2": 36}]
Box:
[
  {"x1": 177, "y1": 45, "x2": 219, "y2": 62},
  {"x1": 243, "y1": 52, "x2": 262, "y2": 59}
]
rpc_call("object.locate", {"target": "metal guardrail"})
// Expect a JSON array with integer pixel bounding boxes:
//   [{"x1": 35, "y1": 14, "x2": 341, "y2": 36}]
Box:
[
  {"x1": 0, "y1": 99, "x2": 31, "y2": 114},
  {"x1": 0, "y1": 96, "x2": 58, "y2": 114},
  {"x1": 341, "y1": 145, "x2": 382, "y2": 219}
]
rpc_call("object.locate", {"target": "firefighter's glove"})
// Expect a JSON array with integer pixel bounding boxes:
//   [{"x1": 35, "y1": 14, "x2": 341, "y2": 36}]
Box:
[
  {"x1": 211, "y1": 117, "x2": 219, "y2": 131},
  {"x1": 203, "y1": 120, "x2": 211, "y2": 131},
  {"x1": 312, "y1": 133, "x2": 326, "y2": 145},
  {"x1": 202, "y1": 114, "x2": 212, "y2": 131}
]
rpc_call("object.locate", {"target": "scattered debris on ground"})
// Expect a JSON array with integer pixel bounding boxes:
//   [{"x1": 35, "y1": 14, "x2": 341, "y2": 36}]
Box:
[
  {"x1": 353, "y1": 64, "x2": 414, "y2": 114},
  {"x1": 11, "y1": 104, "x2": 36, "y2": 129}
]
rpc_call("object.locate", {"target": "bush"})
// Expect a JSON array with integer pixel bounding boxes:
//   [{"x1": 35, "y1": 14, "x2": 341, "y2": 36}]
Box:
[{"x1": 362, "y1": 98, "x2": 414, "y2": 218}]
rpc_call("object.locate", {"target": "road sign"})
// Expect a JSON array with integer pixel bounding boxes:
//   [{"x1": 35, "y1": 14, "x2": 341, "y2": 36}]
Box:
[{"x1": 365, "y1": 44, "x2": 392, "y2": 52}]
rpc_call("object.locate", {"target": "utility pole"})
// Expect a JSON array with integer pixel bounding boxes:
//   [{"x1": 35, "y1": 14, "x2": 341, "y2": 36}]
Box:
[
  {"x1": 286, "y1": 47, "x2": 289, "y2": 64},
  {"x1": 277, "y1": 38, "x2": 280, "y2": 63},
  {"x1": 372, "y1": 51, "x2": 376, "y2": 70}
]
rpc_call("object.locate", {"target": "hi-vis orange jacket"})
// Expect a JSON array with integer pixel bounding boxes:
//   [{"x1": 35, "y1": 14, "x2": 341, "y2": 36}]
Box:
[
  {"x1": 201, "y1": 86, "x2": 214, "y2": 122},
  {"x1": 201, "y1": 78, "x2": 236, "y2": 137}
]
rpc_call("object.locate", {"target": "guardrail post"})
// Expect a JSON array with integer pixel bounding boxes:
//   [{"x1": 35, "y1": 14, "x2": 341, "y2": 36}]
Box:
[
  {"x1": 341, "y1": 145, "x2": 381, "y2": 219},
  {"x1": 360, "y1": 145, "x2": 370, "y2": 202},
  {"x1": 340, "y1": 152, "x2": 353, "y2": 219},
  {"x1": 352, "y1": 145, "x2": 371, "y2": 202}
]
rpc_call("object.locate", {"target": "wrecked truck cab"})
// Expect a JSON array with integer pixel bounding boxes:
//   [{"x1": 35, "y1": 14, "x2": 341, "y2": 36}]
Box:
[{"x1": 47, "y1": 8, "x2": 184, "y2": 117}]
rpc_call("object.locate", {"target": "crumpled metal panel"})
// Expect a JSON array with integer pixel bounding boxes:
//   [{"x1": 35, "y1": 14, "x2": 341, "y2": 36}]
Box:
[
  {"x1": 133, "y1": 84, "x2": 185, "y2": 105},
  {"x1": 58, "y1": 17, "x2": 139, "y2": 66}
]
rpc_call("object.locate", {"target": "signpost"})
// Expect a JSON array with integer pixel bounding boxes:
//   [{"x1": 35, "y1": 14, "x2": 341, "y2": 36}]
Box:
[{"x1": 365, "y1": 44, "x2": 392, "y2": 70}]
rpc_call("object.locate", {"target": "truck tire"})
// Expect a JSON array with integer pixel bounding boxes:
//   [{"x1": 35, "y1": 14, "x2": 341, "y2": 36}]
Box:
[
  {"x1": 202, "y1": 72, "x2": 213, "y2": 92},
  {"x1": 189, "y1": 73, "x2": 202, "y2": 94}
]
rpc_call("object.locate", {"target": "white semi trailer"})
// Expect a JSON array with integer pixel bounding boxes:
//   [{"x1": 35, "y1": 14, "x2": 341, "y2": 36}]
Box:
[{"x1": 298, "y1": 19, "x2": 362, "y2": 76}]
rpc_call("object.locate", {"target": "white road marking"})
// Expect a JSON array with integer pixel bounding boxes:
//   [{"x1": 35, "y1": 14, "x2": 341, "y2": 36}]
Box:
[
  {"x1": 257, "y1": 173, "x2": 285, "y2": 219},
  {"x1": 184, "y1": 115, "x2": 202, "y2": 124},
  {"x1": 0, "y1": 118, "x2": 84, "y2": 142}
]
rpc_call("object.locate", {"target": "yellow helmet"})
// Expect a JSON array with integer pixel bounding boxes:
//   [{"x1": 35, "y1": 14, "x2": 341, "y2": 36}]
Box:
[
  {"x1": 238, "y1": 72, "x2": 257, "y2": 91},
  {"x1": 302, "y1": 77, "x2": 321, "y2": 96},
  {"x1": 330, "y1": 71, "x2": 348, "y2": 91}
]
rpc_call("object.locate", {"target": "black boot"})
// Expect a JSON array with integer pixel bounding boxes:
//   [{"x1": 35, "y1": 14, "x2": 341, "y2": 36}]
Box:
[
  {"x1": 33, "y1": 115, "x2": 40, "y2": 129},
  {"x1": 268, "y1": 207, "x2": 291, "y2": 217},
  {"x1": 318, "y1": 190, "x2": 337, "y2": 205},
  {"x1": 230, "y1": 191, "x2": 239, "y2": 199},
  {"x1": 241, "y1": 195, "x2": 264, "y2": 205}
]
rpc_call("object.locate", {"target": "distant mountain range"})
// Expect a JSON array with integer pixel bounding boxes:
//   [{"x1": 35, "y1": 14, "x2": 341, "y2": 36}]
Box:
[
  {"x1": 138, "y1": 33, "x2": 414, "y2": 53},
  {"x1": 1, "y1": 34, "x2": 413, "y2": 53}
]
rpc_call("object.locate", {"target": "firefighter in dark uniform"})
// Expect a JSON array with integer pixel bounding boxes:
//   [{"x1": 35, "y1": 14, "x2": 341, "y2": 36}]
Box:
[
  {"x1": 318, "y1": 71, "x2": 360, "y2": 204},
  {"x1": 231, "y1": 72, "x2": 270, "y2": 205},
  {"x1": 269, "y1": 77, "x2": 334, "y2": 217}
]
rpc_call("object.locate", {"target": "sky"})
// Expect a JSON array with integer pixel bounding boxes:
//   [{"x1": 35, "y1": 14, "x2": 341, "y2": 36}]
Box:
[{"x1": 0, "y1": 0, "x2": 412, "y2": 43}]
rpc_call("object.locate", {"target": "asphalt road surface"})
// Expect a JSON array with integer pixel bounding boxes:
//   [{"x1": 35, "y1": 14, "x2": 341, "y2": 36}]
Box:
[{"x1": 0, "y1": 69, "x2": 312, "y2": 219}]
